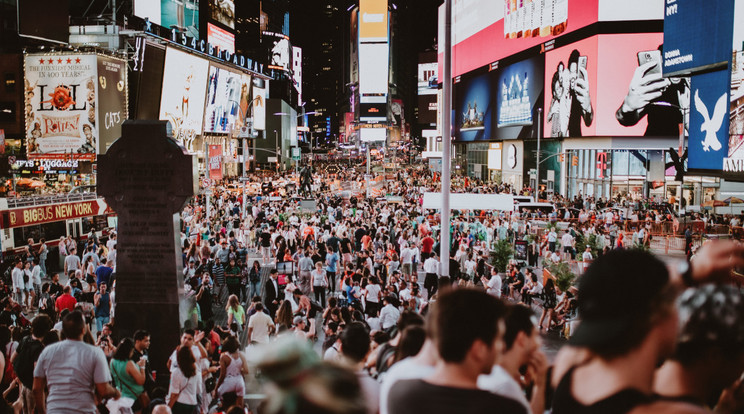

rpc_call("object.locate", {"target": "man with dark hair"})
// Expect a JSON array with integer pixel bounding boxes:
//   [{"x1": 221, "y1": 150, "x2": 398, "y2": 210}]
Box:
[
  {"x1": 264, "y1": 268, "x2": 280, "y2": 318},
  {"x1": 341, "y1": 322, "x2": 379, "y2": 414},
  {"x1": 132, "y1": 330, "x2": 155, "y2": 395},
  {"x1": 551, "y1": 242, "x2": 744, "y2": 414},
  {"x1": 479, "y1": 304, "x2": 548, "y2": 414},
  {"x1": 388, "y1": 289, "x2": 525, "y2": 414},
  {"x1": 12, "y1": 314, "x2": 53, "y2": 413},
  {"x1": 33, "y1": 311, "x2": 120, "y2": 412}
]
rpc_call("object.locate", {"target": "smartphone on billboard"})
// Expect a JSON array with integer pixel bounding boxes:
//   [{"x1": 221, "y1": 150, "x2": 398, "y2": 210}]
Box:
[
  {"x1": 637, "y1": 50, "x2": 662, "y2": 75},
  {"x1": 578, "y1": 56, "x2": 587, "y2": 79}
]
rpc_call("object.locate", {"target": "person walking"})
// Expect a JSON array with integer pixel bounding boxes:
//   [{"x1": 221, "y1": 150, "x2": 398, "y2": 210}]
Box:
[
  {"x1": 311, "y1": 262, "x2": 328, "y2": 306},
  {"x1": 167, "y1": 346, "x2": 202, "y2": 414},
  {"x1": 109, "y1": 338, "x2": 148, "y2": 414},
  {"x1": 94, "y1": 283, "x2": 112, "y2": 335},
  {"x1": 214, "y1": 336, "x2": 248, "y2": 409}
]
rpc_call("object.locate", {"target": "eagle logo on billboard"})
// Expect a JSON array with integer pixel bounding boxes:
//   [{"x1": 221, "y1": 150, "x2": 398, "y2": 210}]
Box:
[{"x1": 694, "y1": 89, "x2": 727, "y2": 152}]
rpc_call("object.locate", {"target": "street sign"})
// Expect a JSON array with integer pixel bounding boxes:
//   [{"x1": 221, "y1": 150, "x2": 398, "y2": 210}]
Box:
[
  {"x1": 201, "y1": 178, "x2": 211, "y2": 188},
  {"x1": 326, "y1": 164, "x2": 340, "y2": 174},
  {"x1": 239, "y1": 177, "x2": 251, "y2": 182},
  {"x1": 267, "y1": 156, "x2": 278, "y2": 163}
]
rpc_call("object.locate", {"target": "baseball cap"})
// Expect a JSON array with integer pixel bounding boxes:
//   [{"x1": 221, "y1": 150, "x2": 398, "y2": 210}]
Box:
[{"x1": 569, "y1": 249, "x2": 671, "y2": 349}]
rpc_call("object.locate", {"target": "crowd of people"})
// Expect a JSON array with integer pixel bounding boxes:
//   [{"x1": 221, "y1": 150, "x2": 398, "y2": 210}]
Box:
[{"x1": 0, "y1": 165, "x2": 742, "y2": 414}]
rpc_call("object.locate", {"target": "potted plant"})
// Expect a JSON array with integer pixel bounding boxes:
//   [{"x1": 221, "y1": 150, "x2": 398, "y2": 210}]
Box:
[{"x1": 489, "y1": 239, "x2": 514, "y2": 273}]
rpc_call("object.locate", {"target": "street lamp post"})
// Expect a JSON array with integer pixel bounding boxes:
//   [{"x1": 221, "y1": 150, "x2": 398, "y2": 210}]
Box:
[{"x1": 440, "y1": 0, "x2": 452, "y2": 278}]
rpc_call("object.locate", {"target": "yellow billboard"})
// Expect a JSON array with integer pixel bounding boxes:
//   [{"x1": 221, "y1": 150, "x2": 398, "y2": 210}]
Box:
[{"x1": 359, "y1": 0, "x2": 388, "y2": 42}]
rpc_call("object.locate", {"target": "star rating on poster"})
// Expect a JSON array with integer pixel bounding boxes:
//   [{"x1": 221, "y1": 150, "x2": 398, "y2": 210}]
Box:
[{"x1": 37, "y1": 57, "x2": 82, "y2": 65}]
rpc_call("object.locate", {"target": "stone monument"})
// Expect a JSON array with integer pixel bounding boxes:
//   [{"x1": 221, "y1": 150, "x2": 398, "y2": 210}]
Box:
[{"x1": 98, "y1": 120, "x2": 197, "y2": 382}]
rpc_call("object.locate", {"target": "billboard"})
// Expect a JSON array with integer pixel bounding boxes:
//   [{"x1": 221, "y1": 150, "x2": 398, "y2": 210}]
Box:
[
  {"x1": 209, "y1": 0, "x2": 235, "y2": 29},
  {"x1": 208, "y1": 144, "x2": 223, "y2": 180},
  {"x1": 688, "y1": 70, "x2": 730, "y2": 171},
  {"x1": 496, "y1": 54, "x2": 544, "y2": 130},
  {"x1": 418, "y1": 94, "x2": 438, "y2": 125},
  {"x1": 130, "y1": 38, "x2": 166, "y2": 120},
  {"x1": 361, "y1": 102, "x2": 387, "y2": 122},
  {"x1": 96, "y1": 56, "x2": 128, "y2": 154},
  {"x1": 159, "y1": 47, "x2": 209, "y2": 153},
  {"x1": 293, "y1": 47, "x2": 303, "y2": 107},
  {"x1": 264, "y1": 32, "x2": 292, "y2": 73},
  {"x1": 597, "y1": 33, "x2": 689, "y2": 137},
  {"x1": 235, "y1": 74, "x2": 253, "y2": 131},
  {"x1": 661, "y1": 0, "x2": 734, "y2": 77},
  {"x1": 361, "y1": 127, "x2": 387, "y2": 142},
  {"x1": 252, "y1": 85, "x2": 266, "y2": 131},
  {"x1": 359, "y1": 43, "x2": 389, "y2": 96},
  {"x1": 204, "y1": 65, "x2": 242, "y2": 134},
  {"x1": 24, "y1": 54, "x2": 98, "y2": 161},
  {"x1": 544, "y1": 36, "x2": 598, "y2": 138},
  {"x1": 208, "y1": 23, "x2": 235, "y2": 55},
  {"x1": 359, "y1": 0, "x2": 388, "y2": 42},
  {"x1": 439, "y1": 0, "x2": 600, "y2": 78},
  {"x1": 729, "y1": 0, "x2": 744, "y2": 172},
  {"x1": 418, "y1": 62, "x2": 438, "y2": 95},
  {"x1": 455, "y1": 72, "x2": 493, "y2": 142},
  {"x1": 133, "y1": 0, "x2": 200, "y2": 39}
]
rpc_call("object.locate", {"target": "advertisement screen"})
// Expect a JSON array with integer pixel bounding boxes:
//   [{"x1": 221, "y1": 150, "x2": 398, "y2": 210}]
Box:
[
  {"x1": 24, "y1": 54, "x2": 98, "y2": 161},
  {"x1": 208, "y1": 144, "x2": 223, "y2": 180},
  {"x1": 133, "y1": 0, "x2": 200, "y2": 39},
  {"x1": 204, "y1": 65, "x2": 242, "y2": 134},
  {"x1": 662, "y1": 0, "x2": 734, "y2": 77},
  {"x1": 455, "y1": 72, "x2": 493, "y2": 142},
  {"x1": 235, "y1": 74, "x2": 253, "y2": 131},
  {"x1": 96, "y1": 56, "x2": 128, "y2": 154},
  {"x1": 418, "y1": 94, "x2": 438, "y2": 125},
  {"x1": 208, "y1": 23, "x2": 235, "y2": 55},
  {"x1": 596, "y1": 33, "x2": 689, "y2": 137},
  {"x1": 264, "y1": 32, "x2": 291, "y2": 73},
  {"x1": 361, "y1": 102, "x2": 387, "y2": 120},
  {"x1": 252, "y1": 86, "x2": 266, "y2": 131},
  {"x1": 729, "y1": 0, "x2": 744, "y2": 163},
  {"x1": 209, "y1": 0, "x2": 235, "y2": 29},
  {"x1": 439, "y1": 0, "x2": 600, "y2": 78},
  {"x1": 418, "y1": 63, "x2": 438, "y2": 95},
  {"x1": 361, "y1": 127, "x2": 387, "y2": 142},
  {"x1": 544, "y1": 36, "x2": 598, "y2": 138},
  {"x1": 359, "y1": 43, "x2": 389, "y2": 96},
  {"x1": 688, "y1": 70, "x2": 730, "y2": 171},
  {"x1": 159, "y1": 47, "x2": 209, "y2": 153},
  {"x1": 496, "y1": 54, "x2": 545, "y2": 130},
  {"x1": 130, "y1": 39, "x2": 166, "y2": 120},
  {"x1": 359, "y1": 0, "x2": 388, "y2": 42}
]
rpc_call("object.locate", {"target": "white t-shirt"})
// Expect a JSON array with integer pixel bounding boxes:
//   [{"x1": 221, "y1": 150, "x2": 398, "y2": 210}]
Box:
[
  {"x1": 169, "y1": 345, "x2": 202, "y2": 373},
  {"x1": 486, "y1": 275, "x2": 502, "y2": 297},
  {"x1": 365, "y1": 284, "x2": 382, "y2": 303},
  {"x1": 399, "y1": 248, "x2": 414, "y2": 265},
  {"x1": 323, "y1": 343, "x2": 341, "y2": 362},
  {"x1": 34, "y1": 340, "x2": 112, "y2": 414},
  {"x1": 379, "y1": 357, "x2": 436, "y2": 414},
  {"x1": 167, "y1": 368, "x2": 203, "y2": 406},
  {"x1": 248, "y1": 311, "x2": 275, "y2": 344},
  {"x1": 478, "y1": 365, "x2": 531, "y2": 413},
  {"x1": 561, "y1": 233, "x2": 574, "y2": 248}
]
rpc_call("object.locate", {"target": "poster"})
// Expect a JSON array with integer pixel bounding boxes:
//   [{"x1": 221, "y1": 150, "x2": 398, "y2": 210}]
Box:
[
  {"x1": 252, "y1": 85, "x2": 266, "y2": 131},
  {"x1": 544, "y1": 36, "x2": 598, "y2": 138},
  {"x1": 235, "y1": 74, "x2": 253, "y2": 131},
  {"x1": 455, "y1": 72, "x2": 493, "y2": 142},
  {"x1": 208, "y1": 144, "x2": 223, "y2": 180},
  {"x1": 159, "y1": 47, "x2": 209, "y2": 153},
  {"x1": 96, "y1": 56, "x2": 128, "y2": 154},
  {"x1": 496, "y1": 54, "x2": 545, "y2": 135},
  {"x1": 209, "y1": 0, "x2": 235, "y2": 29},
  {"x1": 688, "y1": 70, "x2": 730, "y2": 171},
  {"x1": 24, "y1": 53, "x2": 98, "y2": 161},
  {"x1": 727, "y1": 0, "x2": 744, "y2": 176},
  {"x1": 204, "y1": 65, "x2": 242, "y2": 134}
]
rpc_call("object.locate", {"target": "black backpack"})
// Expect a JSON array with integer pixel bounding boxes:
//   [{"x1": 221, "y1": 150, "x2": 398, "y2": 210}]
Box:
[{"x1": 13, "y1": 336, "x2": 44, "y2": 389}]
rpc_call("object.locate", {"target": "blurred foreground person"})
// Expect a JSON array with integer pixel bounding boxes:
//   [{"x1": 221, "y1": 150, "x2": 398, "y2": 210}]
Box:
[
  {"x1": 387, "y1": 289, "x2": 526, "y2": 414},
  {"x1": 634, "y1": 285, "x2": 744, "y2": 414},
  {"x1": 551, "y1": 241, "x2": 744, "y2": 414},
  {"x1": 257, "y1": 336, "x2": 367, "y2": 414}
]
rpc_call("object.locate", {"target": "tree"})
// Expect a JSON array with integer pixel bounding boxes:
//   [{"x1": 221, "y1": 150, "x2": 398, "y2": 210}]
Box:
[{"x1": 490, "y1": 239, "x2": 514, "y2": 273}]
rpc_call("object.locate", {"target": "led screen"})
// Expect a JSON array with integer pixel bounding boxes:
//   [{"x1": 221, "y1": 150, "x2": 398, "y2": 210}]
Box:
[
  {"x1": 159, "y1": 47, "x2": 209, "y2": 152},
  {"x1": 209, "y1": 0, "x2": 235, "y2": 29},
  {"x1": 208, "y1": 23, "x2": 235, "y2": 55},
  {"x1": 359, "y1": 43, "x2": 389, "y2": 96},
  {"x1": 204, "y1": 65, "x2": 242, "y2": 134},
  {"x1": 134, "y1": 0, "x2": 200, "y2": 39}
]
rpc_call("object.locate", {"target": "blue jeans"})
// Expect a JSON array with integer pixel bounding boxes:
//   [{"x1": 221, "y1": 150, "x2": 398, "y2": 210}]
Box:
[
  {"x1": 96, "y1": 316, "x2": 110, "y2": 333},
  {"x1": 250, "y1": 281, "x2": 261, "y2": 299}
]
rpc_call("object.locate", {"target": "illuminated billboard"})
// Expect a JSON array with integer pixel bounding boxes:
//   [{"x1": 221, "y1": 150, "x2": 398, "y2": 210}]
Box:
[
  {"x1": 359, "y1": 43, "x2": 389, "y2": 96},
  {"x1": 134, "y1": 0, "x2": 200, "y2": 39},
  {"x1": 209, "y1": 0, "x2": 235, "y2": 29},
  {"x1": 204, "y1": 65, "x2": 242, "y2": 134},
  {"x1": 454, "y1": 72, "x2": 493, "y2": 142},
  {"x1": 24, "y1": 54, "x2": 98, "y2": 161},
  {"x1": 418, "y1": 62, "x2": 438, "y2": 96},
  {"x1": 359, "y1": 0, "x2": 388, "y2": 42},
  {"x1": 252, "y1": 85, "x2": 266, "y2": 131},
  {"x1": 208, "y1": 23, "x2": 235, "y2": 55},
  {"x1": 264, "y1": 32, "x2": 291, "y2": 73},
  {"x1": 496, "y1": 55, "x2": 544, "y2": 130},
  {"x1": 96, "y1": 56, "x2": 129, "y2": 154},
  {"x1": 361, "y1": 127, "x2": 387, "y2": 142},
  {"x1": 729, "y1": 0, "x2": 744, "y2": 176},
  {"x1": 159, "y1": 47, "x2": 209, "y2": 152}
]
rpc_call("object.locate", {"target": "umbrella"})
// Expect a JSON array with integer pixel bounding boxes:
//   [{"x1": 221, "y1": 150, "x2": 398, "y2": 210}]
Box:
[
  {"x1": 723, "y1": 197, "x2": 744, "y2": 214},
  {"x1": 702, "y1": 200, "x2": 726, "y2": 208}
]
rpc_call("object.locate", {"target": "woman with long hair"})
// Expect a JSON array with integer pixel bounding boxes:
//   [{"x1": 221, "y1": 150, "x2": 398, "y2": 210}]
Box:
[
  {"x1": 248, "y1": 260, "x2": 262, "y2": 299},
  {"x1": 110, "y1": 338, "x2": 149, "y2": 413},
  {"x1": 214, "y1": 336, "x2": 248, "y2": 408},
  {"x1": 168, "y1": 346, "x2": 202, "y2": 414},
  {"x1": 538, "y1": 278, "x2": 557, "y2": 330},
  {"x1": 310, "y1": 262, "x2": 328, "y2": 306},
  {"x1": 275, "y1": 300, "x2": 293, "y2": 333},
  {"x1": 225, "y1": 294, "x2": 245, "y2": 334}
]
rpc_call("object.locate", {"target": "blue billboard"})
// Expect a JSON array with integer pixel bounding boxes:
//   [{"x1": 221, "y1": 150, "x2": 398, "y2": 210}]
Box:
[
  {"x1": 688, "y1": 70, "x2": 731, "y2": 171},
  {"x1": 662, "y1": 0, "x2": 734, "y2": 77},
  {"x1": 454, "y1": 72, "x2": 493, "y2": 142}
]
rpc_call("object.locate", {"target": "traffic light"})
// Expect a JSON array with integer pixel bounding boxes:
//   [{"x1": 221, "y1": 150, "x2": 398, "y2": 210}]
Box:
[
  {"x1": 559, "y1": 154, "x2": 565, "y2": 162},
  {"x1": 572, "y1": 155, "x2": 579, "y2": 166}
]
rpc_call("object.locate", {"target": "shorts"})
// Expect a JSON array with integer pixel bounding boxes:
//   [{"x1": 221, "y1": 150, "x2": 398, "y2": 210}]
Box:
[
  {"x1": 563, "y1": 246, "x2": 572, "y2": 253},
  {"x1": 402, "y1": 263, "x2": 412, "y2": 276},
  {"x1": 217, "y1": 375, "x2": 245, "y2": 397}
]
